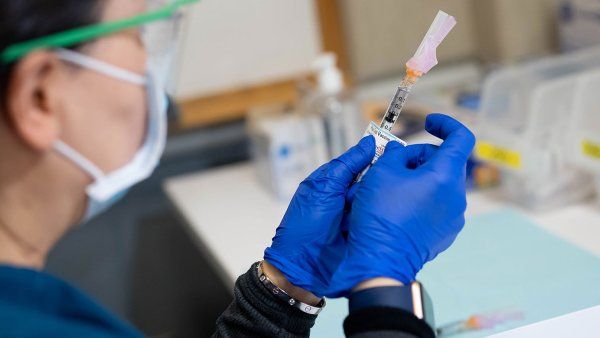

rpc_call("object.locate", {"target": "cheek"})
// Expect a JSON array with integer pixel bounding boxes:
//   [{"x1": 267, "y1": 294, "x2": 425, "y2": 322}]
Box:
[
  {"x1": 102, "y1": 85, "x2": 148, "y2": 171},
  {"x1": 122, "y1": 86, "x2": 148, "y2": 151},
  {"x1": 61, "y1": 77, "x2": 147, "y2": 173},
  {"x1": 107, "y1": 85, "x2": 147, "y2": 170}
]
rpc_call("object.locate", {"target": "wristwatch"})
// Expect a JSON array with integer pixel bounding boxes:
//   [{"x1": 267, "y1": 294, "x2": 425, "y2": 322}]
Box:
[
  {"x1": 256, "y1": 262, "x2": 326, "y2": 315},
  {"x1": 349, "y1": 281, "x2": 435, "y2": 329}
]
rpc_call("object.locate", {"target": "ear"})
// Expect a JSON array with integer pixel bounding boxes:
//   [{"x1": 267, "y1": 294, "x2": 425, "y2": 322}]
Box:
[{"x1": 6, "y1": 50, "x2": 63, "y2": 151}]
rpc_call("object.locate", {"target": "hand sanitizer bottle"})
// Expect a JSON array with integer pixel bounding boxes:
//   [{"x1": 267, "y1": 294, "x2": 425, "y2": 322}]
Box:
[{"x1": 306, "y1": 53, "x2": 361, "y2": 159}]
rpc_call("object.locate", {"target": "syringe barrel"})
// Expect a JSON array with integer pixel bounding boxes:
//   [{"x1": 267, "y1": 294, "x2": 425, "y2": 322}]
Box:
[
  {"x1": 379, "y1": 71, "x2": 420, "y2": 132},
  {"x1": 380, "y1": 86, "x2": 411, "y2": 132}
]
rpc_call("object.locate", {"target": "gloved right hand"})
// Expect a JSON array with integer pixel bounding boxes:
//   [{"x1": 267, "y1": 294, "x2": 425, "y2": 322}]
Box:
[{"x1": 326, "y1": 114, "x2": 476, "y2": 297}]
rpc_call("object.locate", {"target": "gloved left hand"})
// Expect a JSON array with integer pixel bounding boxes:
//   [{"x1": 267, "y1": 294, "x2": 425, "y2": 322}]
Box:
[
  {"x1": 327, "y1": 114, "x2": 475, "y2": 297},
  {"x1": 264, "y1": 136, "x2": 375, "y2": 297}
]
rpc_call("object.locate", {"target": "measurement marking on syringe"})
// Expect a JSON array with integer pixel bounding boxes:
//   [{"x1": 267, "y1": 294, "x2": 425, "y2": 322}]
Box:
[{"x1": 381, "y1": 87, "x2": 411, "y2": 132}]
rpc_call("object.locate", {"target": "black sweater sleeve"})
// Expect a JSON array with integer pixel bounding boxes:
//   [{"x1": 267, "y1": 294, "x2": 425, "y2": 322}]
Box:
[
  {"x1": 213, "y1": 263, "x2": 317, "y2": 337},
  {"x1": 344, "y1": 307, "x2": 436, "y2": 338},
  {"x1": 213, "y1": 263, "x2": 434, "y2": 338}
]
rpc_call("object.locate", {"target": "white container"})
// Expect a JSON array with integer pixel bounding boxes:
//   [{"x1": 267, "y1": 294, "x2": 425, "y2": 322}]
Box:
[
  {"x1": 248, "y1": 112, "x2": 328, "y2": 201},
  {"x1": 476, "y1": 47, "x2": 600, "y2": 209},
  {"x1": 558, "y1": 0, "x2": 600, "y2": 52}
]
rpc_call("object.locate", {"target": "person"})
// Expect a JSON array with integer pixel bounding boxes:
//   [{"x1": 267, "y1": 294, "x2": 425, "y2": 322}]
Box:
[{"x1": 0, "y1": 1, "x2": 475, "y2": 337}]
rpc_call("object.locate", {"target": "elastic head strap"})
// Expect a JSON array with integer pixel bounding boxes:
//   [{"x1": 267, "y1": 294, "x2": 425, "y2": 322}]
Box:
[{"x1": 1, "y1": 0, "x2": 200, "y2": 64}]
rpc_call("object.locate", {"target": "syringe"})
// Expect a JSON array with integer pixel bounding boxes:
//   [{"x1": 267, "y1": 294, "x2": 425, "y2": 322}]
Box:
[
  {"x1": 379, "y1": 10, "x2": 456, "y2": 132},
  {"x1": 355, "y1": 11, "x2": 456, "y2": 182},
  {"x1": 380, "y1": 69, "x2": 422, "y2": 132}
]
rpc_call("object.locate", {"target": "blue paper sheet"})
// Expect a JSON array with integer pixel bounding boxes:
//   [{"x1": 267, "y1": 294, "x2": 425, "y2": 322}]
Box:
[{"x1": 312, "y1": 209, "x2": 600, "y2": 337}]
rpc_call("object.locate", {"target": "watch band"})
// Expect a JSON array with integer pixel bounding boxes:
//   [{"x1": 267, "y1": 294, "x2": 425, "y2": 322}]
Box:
[
  {"x1": 256, "y1": 262, "x2": 325, "y2": 315},
  {"x1": 349, "y1": 281, "x2": 435, "y2": 329}
]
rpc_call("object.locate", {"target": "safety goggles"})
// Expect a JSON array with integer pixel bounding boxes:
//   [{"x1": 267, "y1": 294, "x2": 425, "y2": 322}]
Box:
[{"x1": 0, "y1": 0, "x2": 199, "y2": 66}]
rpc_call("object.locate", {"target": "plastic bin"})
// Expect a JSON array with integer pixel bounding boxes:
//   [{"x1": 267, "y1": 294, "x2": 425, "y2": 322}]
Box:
[
  {"x1": 566, "y1": 68, "x2": 600, "y2": 202},
  {"x1": 476, "y1": 47, "x2": 600, "y2": 209}
]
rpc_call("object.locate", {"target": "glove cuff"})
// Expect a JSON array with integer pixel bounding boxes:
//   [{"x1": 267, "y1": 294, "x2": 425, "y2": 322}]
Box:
[
  {"x1": 263, "y1": 249, "x2": 328, "y2": 297},
  {"x1": 325, "y1": 254, "x2": 417, "y2": 297}
]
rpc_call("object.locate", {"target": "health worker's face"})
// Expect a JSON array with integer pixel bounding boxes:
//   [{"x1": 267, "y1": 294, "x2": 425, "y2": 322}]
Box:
[
  {"x1": 4, "y1": 0, "x2": 149, "y2": 177},
  {"x1": 57, "y1": 0, "x2": 148, "y2": 174}
]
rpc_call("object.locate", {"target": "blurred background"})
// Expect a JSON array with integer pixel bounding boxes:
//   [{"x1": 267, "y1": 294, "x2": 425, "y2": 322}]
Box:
[{"x1": 46, "y1": 0, "x2": 600, "y2": 337}]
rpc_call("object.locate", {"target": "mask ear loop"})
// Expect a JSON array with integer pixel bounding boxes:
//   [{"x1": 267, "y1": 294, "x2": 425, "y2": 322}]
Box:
[
  {"x1": 56, "y1": 48, "x2": 147, "y2": 86},
  {"x1": 54, "y1": 140, "x2": 104, "y2": 181}
]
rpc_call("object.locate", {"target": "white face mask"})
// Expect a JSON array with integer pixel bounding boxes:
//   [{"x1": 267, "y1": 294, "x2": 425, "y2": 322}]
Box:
[{"x1": 54, "y1": 49, "x2": 168, "y2": 222}]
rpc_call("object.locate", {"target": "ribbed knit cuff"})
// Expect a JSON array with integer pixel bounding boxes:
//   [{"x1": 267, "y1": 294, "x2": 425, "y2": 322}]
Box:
[{"x1": 236, "y1": 263, "x2": 317, "y2": 334}]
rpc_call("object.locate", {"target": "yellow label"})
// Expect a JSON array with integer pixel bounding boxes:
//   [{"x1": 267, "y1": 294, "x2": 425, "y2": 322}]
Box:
[
  {"x1": 582, "y1": 140, "x2": 600, "y2": 160},
  {"x1": 475, "y1": 141, "x2": 522, "y2": 169}
]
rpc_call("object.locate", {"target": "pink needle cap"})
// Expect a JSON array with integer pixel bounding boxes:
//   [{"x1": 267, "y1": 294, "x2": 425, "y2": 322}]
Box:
[{"x1": 406, "y1": 11, "x2": 457, "y2": 74}]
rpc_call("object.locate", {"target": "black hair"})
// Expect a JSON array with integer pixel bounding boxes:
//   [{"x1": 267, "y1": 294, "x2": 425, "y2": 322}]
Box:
[{"x1": 0, "y1": 1, "x2": 101, "y2": 114}]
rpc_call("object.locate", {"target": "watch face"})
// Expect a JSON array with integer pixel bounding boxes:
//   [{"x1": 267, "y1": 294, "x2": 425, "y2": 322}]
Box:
[
  {"x1": 411, "y1": 282, "x2": 425, "y2": 319},
  {"x1": 412, "y1": 281, "x2": 435, "y2": 329}
]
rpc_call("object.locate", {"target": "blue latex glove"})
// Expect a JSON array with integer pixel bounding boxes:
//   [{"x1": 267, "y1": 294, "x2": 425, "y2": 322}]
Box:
[
  {"x1": 264, "y1": 136, "x2": 376, "y2": 297},
  {"x1": 327, "y1": 114, "x2": 476, "y2": 297}
]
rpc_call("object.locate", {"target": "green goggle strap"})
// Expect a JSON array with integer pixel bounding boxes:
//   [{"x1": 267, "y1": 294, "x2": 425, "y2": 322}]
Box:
[{"x1": 1, "y1": 0, "x2": 199, "y2": 64}]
